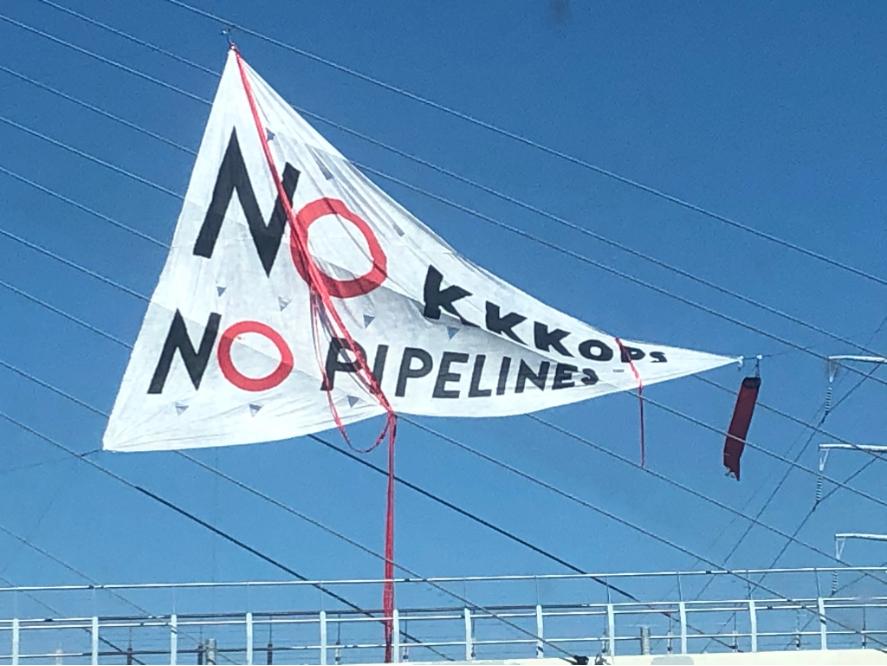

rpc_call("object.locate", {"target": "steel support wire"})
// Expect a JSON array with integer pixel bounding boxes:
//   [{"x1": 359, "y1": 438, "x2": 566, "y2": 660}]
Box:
[
  {"x1": 3, "y1": 190, "x2": 887, "y2": 508},
  {"x1": 0, "y1": 523, "x2": 236, "y2": 665},
  {"x1": 4, "y1": 104, "x2": 887, "y2": 401},
  {"x1": 0, "y1": 358, "x2": 877, "y2": 654},
  {"x1": 0, "y1": 574, "x2": 148, "y2": 665},
  {"x1": 0, "y1": 408, "x2": 584, "y2": 664},
  {"x1": 1, "y1": 49, "x2": 883, "y2": 366},
  {"x1": 141, "y1": 0, "x2": 887, "y2": 290}
]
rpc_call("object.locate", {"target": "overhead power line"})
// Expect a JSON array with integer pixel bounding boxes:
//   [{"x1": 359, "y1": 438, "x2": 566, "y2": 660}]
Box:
[
  {"x1": 144, "y1": 0, "x2": 887, "y2": 291},
  {"x1": 0, "y1": 356, "x2": 877, "y2": 652}
]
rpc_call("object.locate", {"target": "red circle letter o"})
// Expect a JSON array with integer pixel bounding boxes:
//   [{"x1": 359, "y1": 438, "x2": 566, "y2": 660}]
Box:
[
  {"x1": 217, "y1": 321, "x2": 293, "y2": 392},
  {"x1": 290, "y1": 198, "x2": 387, "y2": 298}
]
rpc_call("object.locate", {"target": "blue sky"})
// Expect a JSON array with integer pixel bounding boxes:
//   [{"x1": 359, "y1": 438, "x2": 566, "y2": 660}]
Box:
[{"x1": 1, "y1": 0, "x2": 886, "y2": 630}]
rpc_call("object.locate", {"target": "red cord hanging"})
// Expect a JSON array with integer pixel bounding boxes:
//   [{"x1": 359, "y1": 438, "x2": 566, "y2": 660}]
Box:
[{"x1": 233, "y1": 46, "x2": 398, "y2": 662}]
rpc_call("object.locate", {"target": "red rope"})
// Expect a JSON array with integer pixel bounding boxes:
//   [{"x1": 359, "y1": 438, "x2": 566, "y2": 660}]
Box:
[
  {"x1": 232, "y1": 46, "x2": 398, "y2": 661},
  {"x1": 615, "y1": 338, "x2": 645, "y2": 467}
]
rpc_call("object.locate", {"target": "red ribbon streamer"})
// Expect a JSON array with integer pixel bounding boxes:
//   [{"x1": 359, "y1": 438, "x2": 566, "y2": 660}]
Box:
[
  {"x1": 233, "y1": 46, "x2": 398, "y2": 661},
  {"x1": 615, "y1": 337, "x2": 646, "y2": 467}
]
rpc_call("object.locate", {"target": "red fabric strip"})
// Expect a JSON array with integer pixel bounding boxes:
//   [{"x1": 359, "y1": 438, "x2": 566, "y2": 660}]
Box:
[
  {"x1": 723, "y1": 376, "x2": 761, "y2": 481},
  {"x1": 233, "y1": 47, "x2": 397, "y2": 661},
  {"x1": 615, "y1": 338, "x2": 646, "y2": 467}
]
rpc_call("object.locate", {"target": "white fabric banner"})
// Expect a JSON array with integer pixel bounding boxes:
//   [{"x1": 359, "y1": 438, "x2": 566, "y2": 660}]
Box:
[{"x1": 103, "y1": 51, "x2": 736, "y2": 452}]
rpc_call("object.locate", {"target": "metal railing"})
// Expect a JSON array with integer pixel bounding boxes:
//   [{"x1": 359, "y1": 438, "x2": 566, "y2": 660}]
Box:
[{"x1": 0, "y1": 566, "x2": 885, "y2": 664}]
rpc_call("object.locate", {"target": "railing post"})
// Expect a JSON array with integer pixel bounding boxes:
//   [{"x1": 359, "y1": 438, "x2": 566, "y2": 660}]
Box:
[
  {"x1": 748, "y1": 600, "x2": 758, "y2": 653},
  {"x1": 818, "y1": 598, "x2": 828, "y2": 650},
  {"x1": 606, "y1": 603, "x2": 616, "y2": 657},
  {"x1": 319, "y1": 610, "x2": 328, "y2": 666},
  {"x1": 170, "y1": 614, "x2": 178, "y2": 666},
  {"x1": 535, "y1": 604, "x2": 544, "y2": 658},
  {"x1": 91, "y1": 616, "x2": 99, "y2": 665},
  {"x1": 12, "y1": 618, "x2": 19, "y2": 666},
  {"x1": 463, "y1": 608, "x2": 473, "y2": 661},
  {"x1": 392, "y1": 609, "x2": 401, "y2": 663},
  {"x1": 246, "y1": 612, "x2": 254, "y2": 665},
  {"x1": 678, "y1": 601, "x2": 687, "y2": 654}
]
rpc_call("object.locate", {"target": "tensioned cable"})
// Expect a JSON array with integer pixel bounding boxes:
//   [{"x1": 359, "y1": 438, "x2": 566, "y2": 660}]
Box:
[
  {"x1": 5, "y1": 103, "x2": 887, "y2": 401},
  {"x1": 525, "y1": 413, "x2": 887, "y2": 586},
  {"x1": 0, "y1": 522, "x2": 235, "y2": 665},
  {"x1": 10, "y1": 2, "x2": 887, "y2": 495},
  {"x1": 0, "y1": 13, "x2": 206, "y2": 104},
  {"x1": 4, "y1": 144, "x2": 887, "y2": 507},
  {"x1": 1, "y1": 285, "x2": 872, "y2": 653},
  {"x1": 696, "y1": 315, "x2": 887, "y2": 650},
  {"x1": 4, "y1": 224, "x2": 887, "y2": 513},
  {"x1": 396, "y1": 417, "x2": 886, "y2": 649},
  {"x1": 7, "y1": 277, "x2": 880, "y2": 607},
  {"x1": 0, "y1": 360, "x2": 875, "y2": 652},
  {"x1": 140, "y1": 0, "x2": 887, "y2": 290},
  {"x1": 33, "y1": 0, "x2": 217, "y2": 76},
  {"x1": 0, "y1": 574, "x2": 148, "y2": 666},
  {"x1": 5, "y1": 1, "x2": 887, "y2": 581},
  {"x1": 0, "y1": 410, "x2": 582, "y2": 664},
  {"x1": 702, "y1": 365, "x2": 886, "y2": 651},
  {"x1": 1, "y1": 56, "x2": 881, "y2": 364},
  {"x1": 1, "y1": 28, "x2": 886, "y2": 392}
]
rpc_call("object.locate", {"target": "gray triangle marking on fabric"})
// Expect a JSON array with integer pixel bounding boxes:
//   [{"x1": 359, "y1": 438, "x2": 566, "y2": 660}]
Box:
[
  {"x1": 392, "y1": 224, "x2": 405, "y2": 237},
  {"x1": 363, "y1": 314, "x2": 374, "y2": 327},
  {"x1": 278, "y1": 297, "x2": 290, "y2": 311},
  {"x1": 175, "y1": 403, "x2": 188, "y2": 415},
  {"x1": 346, "y1": 395, "x2": 360, "y2": 407},
  {"x1": 266, "y1": 129, "x2": 275, "y2": 141},
  {"x1": 249, "y1": 404, "x2": 262, "y2": 416},
  {"x1": 217, "y1": 286, "x2": 226, "y2": 297},
  {"x1": 317, "y1": 161, "x2": 334, "y2": 180},
  {"x1": 447, "y1": 327, "x2": 459, "y2": 339}
]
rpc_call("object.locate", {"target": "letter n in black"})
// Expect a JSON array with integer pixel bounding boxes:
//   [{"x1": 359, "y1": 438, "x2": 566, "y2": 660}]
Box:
[
  {"x1": 193, "y1": 129, "x2": 300, "y2": 276},
  {"x1": 148, "y1": 310, "x2": 221, "y2": 394}
]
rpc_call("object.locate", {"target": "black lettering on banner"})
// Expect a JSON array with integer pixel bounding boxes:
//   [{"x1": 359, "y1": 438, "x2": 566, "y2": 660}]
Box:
[
  {"x1": 620, "y1": 346, "x2": 645, "y2": 362},
  {"x1": 496, "y1": 357, "x2": 512, "y2": 396},
  {"x1": 533, "y1": 322, "x2": 572, "y2": 356},
  {"x1": 193, "y1": 129, "x2": 300, "y2": 277},
  {"x1": 581, "y1": 368, "x2": 600, "y2": 385},
  {"x1": 650, "y1": 351, "x2": 668, "y2": 363},
  {"x1": 485, "y1": 303, "x2": 526, "y2": 343},
  {"x1": 578, "y1": 339, "x2": 614, "y2": 362},
  {"x1": 468, "y1": 355, "x2": 493, "y2": 398},
  {"x1": 516, "y1": 359, "x2": 550, "y2": 393},
  {"x1": 422, "y1": 266, "x2": 476, "y2": 326},
  {"x1": 433, "y1": 352, "x2": 469, "y2": 399},
  {"x1": 322, "y1": 338, "x2": 367, "y2": 390},
  {"x1": 396, "y1": 348, "x2": 434, "y2": 397},
  {"x1": 148, "y1": 310, "x2": 221, "y2": 394},
  {"x1": 372, "y1": 344, "x2": 390, "y2": 382},
  {"x1": 552, "y1": 363, "x2": 577, "y2": 389}
]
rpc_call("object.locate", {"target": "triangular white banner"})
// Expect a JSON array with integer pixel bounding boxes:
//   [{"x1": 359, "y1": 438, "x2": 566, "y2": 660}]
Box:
[{"x1": 103, "y1": 51, "x2": 736, "y2": 452}]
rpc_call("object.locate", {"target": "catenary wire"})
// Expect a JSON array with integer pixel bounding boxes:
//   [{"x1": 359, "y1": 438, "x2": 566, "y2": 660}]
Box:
[
  {"x1": 0, "y1": 574, "x2": 148, "y2": 665},
  {"x1": 2, "y1": 26, "x2": 886, "y2": 393},
  {"x1": 0, "y1": 407, "x2": 582, "y2": 663},
  {"x1": 0, "y1": 357, "x2": 874, "y2": 653},
  {"x1": 6, "y1": 3, "x2": 883, "y2": 652},
  {"x1": 3, "y1": 142, "x2": 887, "y2": 510},
  {"x1": 1, "y1": 54, "x2": 881, "y2": 364},
  {"x1": 145, "y1": 0, "x2": 887, "y2": 290},
  {"x1": 5, "y1": 100, "x2": 887, "y2": 401},
  {"x1": 0, "y1": 522, "x2": 234, "y2": 664}
]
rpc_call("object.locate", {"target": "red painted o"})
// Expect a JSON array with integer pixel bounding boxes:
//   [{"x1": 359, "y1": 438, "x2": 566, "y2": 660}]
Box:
[
  {"x1": 290, "y1": 197, "x2": 387, "y2": 298},
  {"x1": 217, "y1": 321, "x2": 293, "y2": 392}
]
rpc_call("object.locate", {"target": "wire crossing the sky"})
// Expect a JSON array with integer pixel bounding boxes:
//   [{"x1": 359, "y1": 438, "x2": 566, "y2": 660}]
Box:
[
  {"x1": 0, "y1": 354, "x2": 880, "y2": 653},
  {"x1": 144, "y1": 0, "x2": 887, "y2": 291}
]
